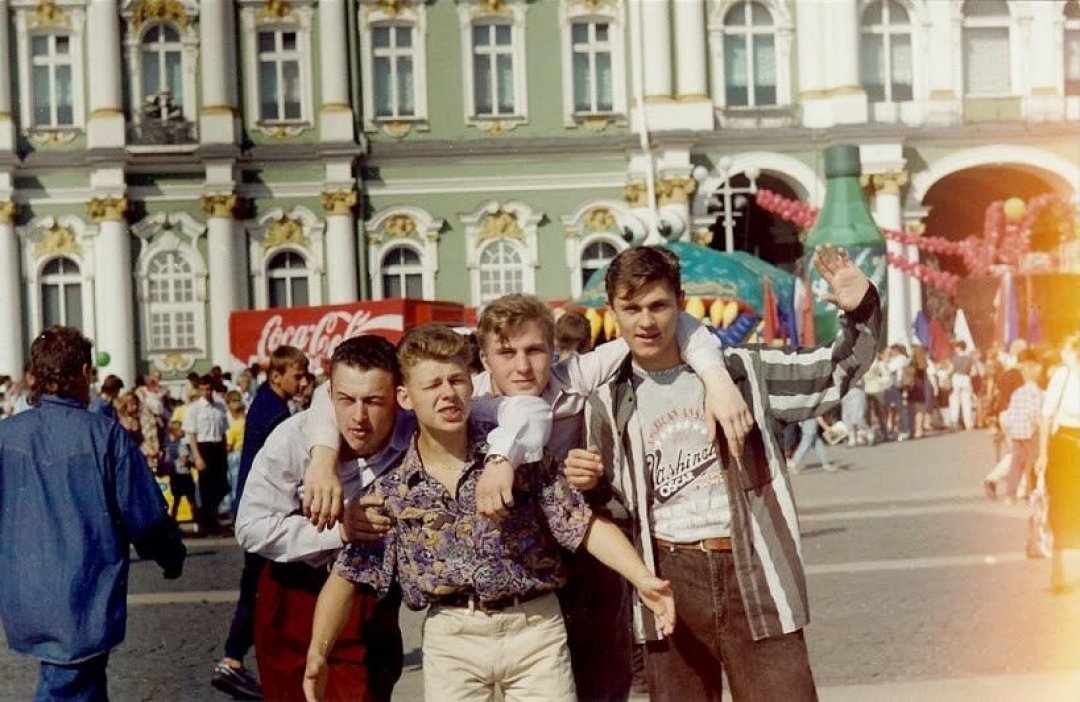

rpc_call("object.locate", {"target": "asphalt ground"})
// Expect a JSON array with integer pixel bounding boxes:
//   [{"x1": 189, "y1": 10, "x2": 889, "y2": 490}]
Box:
[{"x1": 2, "y1": 429, "x2": 1079, "y2": 701}]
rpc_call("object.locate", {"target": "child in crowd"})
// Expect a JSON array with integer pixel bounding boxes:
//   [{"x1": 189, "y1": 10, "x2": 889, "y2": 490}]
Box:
[
  {"x1": 162, "y1": 420, "x2": 199, "y2": 525},
  {"x1": 223, "y1": 391, "x2": 247, "y2": 514}
]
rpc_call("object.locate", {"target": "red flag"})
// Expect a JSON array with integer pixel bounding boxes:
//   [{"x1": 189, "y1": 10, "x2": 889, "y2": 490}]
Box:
[
  {"x1": 762, "y1": 277, "x2": 779, "y2": 344},
  {"x1": 928, "y1": 316, "x2": 954, "y2": 362},
  {"x1": 794, "y1": 276, "x2": 816, "y2": 347}
]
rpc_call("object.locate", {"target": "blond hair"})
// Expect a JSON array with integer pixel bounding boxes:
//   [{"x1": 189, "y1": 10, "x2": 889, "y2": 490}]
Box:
[
  {"x1": 397, "y1": 324, "x2": 471, "y2": 381},
  {"x1": 476, "y1": 293, "x2": 555, "y2": 352}
]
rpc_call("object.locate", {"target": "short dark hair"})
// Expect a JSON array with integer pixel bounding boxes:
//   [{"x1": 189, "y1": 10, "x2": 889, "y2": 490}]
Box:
[
  {"x1": 330, "y1": 335, "x2": 400, "y2": 385},
  {"x1": 100, "y1": 374, "x2": 124, "y2": 396},
  {"x1": 198, "y1": 374, "x2": 214, "y2": 387},
  {"x1": 605, "y1": 246, "x2": 682, "y2": 304},
  {"x1": 29, "y1": 325, "x2": 92, "y2": 402}
]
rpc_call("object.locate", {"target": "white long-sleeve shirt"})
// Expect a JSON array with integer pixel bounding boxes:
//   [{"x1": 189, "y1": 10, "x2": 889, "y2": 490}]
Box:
[{"x1": 236, "y1": 395, "x2": 551, "y2": 566}]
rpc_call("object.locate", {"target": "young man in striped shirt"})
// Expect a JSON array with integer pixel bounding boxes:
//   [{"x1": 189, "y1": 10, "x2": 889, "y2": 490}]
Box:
[{"x1": 585, "y1": 245, "x2": 881, "y2": 701}]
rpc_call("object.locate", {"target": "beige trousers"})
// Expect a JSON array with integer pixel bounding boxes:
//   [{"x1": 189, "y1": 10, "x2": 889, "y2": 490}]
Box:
[{"x1": 421, "y1": 592, "x2": 575, "y2": 702}]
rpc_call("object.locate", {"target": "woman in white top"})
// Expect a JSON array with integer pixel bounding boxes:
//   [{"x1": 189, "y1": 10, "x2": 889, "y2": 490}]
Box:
[{"x1": 1036, "y1": 333, "x2": 1080, "y2": 593}]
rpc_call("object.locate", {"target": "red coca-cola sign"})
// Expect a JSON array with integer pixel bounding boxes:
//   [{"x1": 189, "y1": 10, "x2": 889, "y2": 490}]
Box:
[{"x1": 229, "y1": 299, "x2": 466, "y2": 369}]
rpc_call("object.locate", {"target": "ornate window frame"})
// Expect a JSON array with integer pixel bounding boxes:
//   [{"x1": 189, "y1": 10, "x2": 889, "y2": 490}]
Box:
[
  {"x1": 456, "y1": 0, "x2": 529, "y2": 133},
  {"x1": 12, "y1": 0, "x2": 87, "y2": 143},
  {"x1": 18, "y1": 215, "x2": 96, "y2": 338},
  {"x1": 239, "y1": 0, "x2": 316, "y2": 138},
  {"x1": 560, "y1": 200, "x2": 631, "y2": 299},
  {"x1": 358, "y1": 0, "x2": 429, "y2": 137},
  {"x1": 558, "y1": 0, "x2": 626, "y2": 128},
  {"x1": 708, "y1": 0, "x2": 794, "y2": 119},
  {"x1": 121, "y1": 0, "x2": 200, "y2": 133},
  {"x1": 132, "y1": 211, "x2": 208, "y2": 371},
  {"x1": 462, "y1": 200, "x2": 541, "y2": 306},
  {"x1": 247, "y1": 205, "x2": 325, "y2": 309},
  {"x1": 365, "y1": 206, "x2": 442, "y2": 300}
]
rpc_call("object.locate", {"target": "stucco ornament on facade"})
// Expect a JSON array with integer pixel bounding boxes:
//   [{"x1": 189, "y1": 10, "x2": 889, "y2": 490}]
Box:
[
  {"x1": 476, "y1": 209, "x2": 525, "y2": 244},
  {"x1": 0, "y1": 202, "x2": 17, "y2": 226},
  {"x1": 200, "y1": 194, "x2": 239, "y2": 219},
  {"x1": 861, "y1": 170, "x2": 909, "y2": 196},
  {"x1": 384, "y1": 214, "x2": 416, "y2": 240},
  {"x1": 321, "y1": 190, "x2": 358, "y2": 216},
  {"x1": 86, "y1": 197, "x2": 130, "y2": 223},
  {"x1": 257, "y1": 0, "x2": 297, "y2": 23},
  {"x1": 567, "y1": 0, "x2": 615, "y2": 12},
  {"x1": 583, "y1": 207, "x2": 616, "y2": 234},
  {"x1": 30, "y1": 0, "x2": 69, "y2": 27},
  {"x1": 656, "y1": 176, "x2": 697, "y2": 205},
  {"x1": 129, "y1": 0, "x2": 189, "y2": 30},
  {"x1": 33, "y1": 224, "x2": 81, "y2": 261},
  {"x1": 262, "y1": 216, "x2": 311, "y2": 252},
  {"x1": 623, "y1": 182, "x2": 648, "y2": 208}
]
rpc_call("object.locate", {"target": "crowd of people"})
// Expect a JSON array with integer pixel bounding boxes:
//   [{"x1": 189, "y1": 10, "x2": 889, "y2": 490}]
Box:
[{"x1": 2, "y1": 241, "x2": 1076, "y2": 702}]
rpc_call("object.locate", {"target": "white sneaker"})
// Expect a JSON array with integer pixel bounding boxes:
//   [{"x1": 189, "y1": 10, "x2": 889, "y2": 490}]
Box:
[
  {"x1": 822, "y1": 462, "x2": 838, "y2": 473},
  {"x1": 787, "y1": 459, "x2": 801, "y2": 475}
]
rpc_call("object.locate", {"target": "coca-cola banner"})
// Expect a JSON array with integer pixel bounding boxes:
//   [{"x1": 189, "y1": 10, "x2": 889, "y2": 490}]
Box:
[{"x1": 229, "y1": 299, "x2": 466, "y2": 369}]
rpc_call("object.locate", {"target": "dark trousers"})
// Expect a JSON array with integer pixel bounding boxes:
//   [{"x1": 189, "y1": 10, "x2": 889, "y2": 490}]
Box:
[
  {"x1": 224, "y1": 551, "x2": 266, "y2": 661},
  {"x1": 36, "y1": 654, "x2": 109, "y2": 702},
  {"x1": 558, "y1": 550, "x2": 633, "y2": 701},
  {"x1": 196, "y1": 441, "x2": 228, "y2": 534},
  {"x1": 866, "y1": 392, "x2": 889, "y2": 438},
  {"x1": 254, "y1": 562, "x2": 403, "y2": 702},
  {"x1": 646, "y1": 548, "x2": 817, "y2": 702}
]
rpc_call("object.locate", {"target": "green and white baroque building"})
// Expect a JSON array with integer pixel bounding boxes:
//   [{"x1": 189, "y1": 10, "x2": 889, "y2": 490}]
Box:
[{"x1": 1, "y1": 0, "x2": 1078, "y2": 384}]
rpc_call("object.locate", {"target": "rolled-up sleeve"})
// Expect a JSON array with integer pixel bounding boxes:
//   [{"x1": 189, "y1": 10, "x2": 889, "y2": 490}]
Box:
[
  {"x1": 534, "y1": 453, "x2": 592, "y2": 552},
  {"x1": 478, "y1": 395, "x2": 552, "y2": 466},
  {"x1": 332, "y1": 536, "x2": 395, "y2": 600}
]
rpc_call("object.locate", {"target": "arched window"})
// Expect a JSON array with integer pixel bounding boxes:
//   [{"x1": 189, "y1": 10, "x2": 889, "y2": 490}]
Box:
[
  {"x1": 141, "y1": 23, "x2": 183, "y2": 105},
  {"x1": 381, "y1": 246, "x2": 424, "y2": 298},
  {"x1": 146, "y1": 250, "x2": 197, "y2": 351},
  {"x1": 268, "y1": 251, "x2": 310, "y2": 308},
  {"x1": 478, "y1": 239, "x2": 525, "y2": 303},
  {"x1": 962, "y1": 0, "x2": 1011, "y2": 96},
  {"x1": 860, "y1": 1, "x2": 912, "y2": 103},
  {"x1": 580, "y1": 239, "x2": 619, "y2": 290},
  {"x1": 722, "y1": 1, "x2": 776, "y2": 107},
  {"x1": 1066, "y1": 1, "x2": 1080, "y2": 96},
  {"x1": 40, "y1": 256, "x2": 82, "y2": 329}
]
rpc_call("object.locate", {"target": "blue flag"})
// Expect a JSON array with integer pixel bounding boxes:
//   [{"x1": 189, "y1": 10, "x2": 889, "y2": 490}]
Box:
[{"x1": 912, "y1": 310, "x2": 931, "y2": 347}]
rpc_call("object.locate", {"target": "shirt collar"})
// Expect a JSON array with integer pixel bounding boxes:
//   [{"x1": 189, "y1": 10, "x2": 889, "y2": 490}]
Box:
[
  {"x1": 38, "y1": 394, "x2": 86, "y2": 410},
  {"x1": 399, "y1": 421, "x2": 490, "y2": 489}
]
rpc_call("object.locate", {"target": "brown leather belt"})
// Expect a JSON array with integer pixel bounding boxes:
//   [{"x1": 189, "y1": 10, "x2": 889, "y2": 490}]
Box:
[
  {"x1": 430, "y1": 589, "x2": 550, "y2": 612},
  {"x1": 654, "y1": 537, "x2": 732, "y2": 552}
]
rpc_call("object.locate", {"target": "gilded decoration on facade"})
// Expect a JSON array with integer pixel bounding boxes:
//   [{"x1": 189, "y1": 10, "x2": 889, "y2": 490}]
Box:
[
  {"x1": 385, "y1": 214, "x2": 417, "y2": 239},
  {"x1": 0, "y1": 201, "x2": 17, "y2": 225},
  {"x1": 200, "y1": 194, "x2": 238, "y2": 218},
  {"x1": 86, "y1": 197, "x2": 130, "y2": 223},
  {"x1": 583, "y1": 207, "x2": 615, "y2": 233},
  {"x1": 258, "y1": 123, "x2": 308, "y2": 138},
  {"x1": 375, "y1": 0, "x2": 408, "y2": 15},
  {"x1": 904, "y1": 220, "x2": 926, "y2": 236},
  {"x1": 131, "y1": 0, "x2": 189, "y2": 30},
  {"x1": 153, "y1": 351, "x2": 196, "y2": 373},
  {"x1": 471, "y1": 0, "x2": 509, "y2": 18},
  {"x1": 30, "y1": 0, "x2": 69, "y2": 27},
  {"x1": 257, "y1": 0, "x2": 296, "y2": 22},
  {"x1": 568, "y1": 0, "x2": 615, "y2": 13},
  {"x1": 623, "y1": 182, "x2": 647, "y2": 208},
  {"x1": 381, "y1": 121, "x2": 412, "y2": 138},
  {"x1": 34, "y1": 224, "x2": 81, "y2": 260},
  {"x1": 27, "y1": 129, "x2": 78, "y2": 145},
  {"x1": 476, "y1": 210, "x2": 524, "y2": 244},
  {"x1": 262, "y1": 216, "x2": 310, "y2": 251},
  {"x1": 656, "y1": 176, "x2": 696, "y2": 205},
  {"x1": 321, "y1": 190, "x2": 357, "y2": 216},
  {"x1": 580, "y1": 115, "x2": 611, "y2": 132},
  {"x1": 860, "y1": 170, "x2": 909, "y2": 196},
  {"x1": 692, "y1": 227, "x2": 714, "y2": 246}
]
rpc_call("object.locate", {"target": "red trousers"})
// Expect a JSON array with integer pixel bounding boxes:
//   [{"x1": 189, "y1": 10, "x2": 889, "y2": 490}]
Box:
[{"x1": 253, "y1": 562, "x2": 402, "y2": 702}]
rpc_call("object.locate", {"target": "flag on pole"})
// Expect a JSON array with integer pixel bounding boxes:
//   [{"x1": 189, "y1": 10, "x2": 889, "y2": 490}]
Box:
[
  {"x1": 793, "y1": 276, "x2": 816, "y2": 347},
  {"x1": 1027, "y1": 303, "x2": 1043, "y2": 344},
  {"x1": 929, "y1": 315, "x2": 954, "y2": 362},
  {"x1": 1000, "y1": 271, "x2": 1020, "y2": 346},
  {"x1": 953, "y1": 308, "x2": 975, "y2": 350},
  {"x1": 761, "y1": 277, "x2": 779, "y2": 344},
  {"x1": 912, "y1": 310, "x2": 931, "y2": 347}
]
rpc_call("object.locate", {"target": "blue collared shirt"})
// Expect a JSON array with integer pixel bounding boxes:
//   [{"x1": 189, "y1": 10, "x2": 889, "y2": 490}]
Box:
[{"x1": 0, "y1": 394, "x2": 186, "y2": 664}]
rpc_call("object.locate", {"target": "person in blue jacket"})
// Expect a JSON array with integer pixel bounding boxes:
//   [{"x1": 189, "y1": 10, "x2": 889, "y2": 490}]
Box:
[{"x1": 0, "y1": 325, "x2": 186, "y2": 701}]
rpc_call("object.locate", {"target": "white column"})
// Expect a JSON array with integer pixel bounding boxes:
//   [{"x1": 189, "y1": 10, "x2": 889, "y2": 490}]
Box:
[
  {"x1": 0, "y1": 0, "x2": 14, "y2": 151},
  {"x1": 86, "y1": 0, "x2": 125, "y2": 147},
  {"x1": 795, "y1": 1, "x2": 829, "y2": 127},
  {"x1": 200, "y1": 0, "x2": 238, "y2": 144},
  {"x1": 0, "y1": 202, "x2": 23, "y2": 376},
  {"x1": 318, "y1": 0, "x2": 354, "y2": 141},
  {"x1": 823, "y1": 0, "x2": 867, "y2": 124},
  {"x1": 867, "y1": 172, "x2": 909, "y2": 345},
  {"x1": 322, "y1": 190, "x2": 358, "y2": 303},
  {"x1": 201, "y1": 195, "x2": 244, "y2": 369},
  {"x1": 640, "y1": 0, "x2": 672, "y2": 100},
  {"x1": 88, "y1": 198, "x2": 136, "y2": 384},
  {"x1": 673, "y1": 0, "x2": 706, "y2": 98}
]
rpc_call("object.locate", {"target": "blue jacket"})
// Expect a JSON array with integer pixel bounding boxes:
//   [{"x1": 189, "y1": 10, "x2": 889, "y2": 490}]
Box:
[
  {"x1": 0, "y1": 395, "x2": 186, "y2": 664},
  {"x1": 234, "y1": 383, "x2": 291, "y2": 507}
]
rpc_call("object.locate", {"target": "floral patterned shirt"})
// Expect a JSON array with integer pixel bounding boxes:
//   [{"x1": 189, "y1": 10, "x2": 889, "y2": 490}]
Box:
[{"x1": 332, "y1": 426, "x2": 592, "y2": 610}]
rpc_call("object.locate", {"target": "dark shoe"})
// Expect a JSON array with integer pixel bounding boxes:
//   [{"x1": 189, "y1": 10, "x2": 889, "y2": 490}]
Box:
[
  {"x1": 211, "y1": 663, "x2": 263, "y2": 700},
  {"x1": 983, "y1": 479, "x2": 996, "y2": 500}
]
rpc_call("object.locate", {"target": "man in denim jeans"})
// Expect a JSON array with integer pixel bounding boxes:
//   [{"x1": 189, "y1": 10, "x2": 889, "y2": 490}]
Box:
[
  {"x1": 585, "y1": 246, "x2": 881, "y2": 701},
  {"x1": 0, "y1": 326, "x2": 186, "y2": 701}
]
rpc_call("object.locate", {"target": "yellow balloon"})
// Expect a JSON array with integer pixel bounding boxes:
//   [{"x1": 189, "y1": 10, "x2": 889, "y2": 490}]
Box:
[
  {"x1": 603, "y1": 310, "x2": 619, "y2": 340},
  {"x1": 709, "y1": 299, "x2": 726, "y2": 327},
  {"x1": 585, "y1": 308, "x2": 603, "y2": 342},
  {"x1": 722, "y1": 300, "x2": 740, "y2": 328},
  {"x1": 1003, "y1": 197, "x2": 1026, "y2": 221},
  {"x1": 684, "y1": 296, "x2": 706, "y2": 320}
]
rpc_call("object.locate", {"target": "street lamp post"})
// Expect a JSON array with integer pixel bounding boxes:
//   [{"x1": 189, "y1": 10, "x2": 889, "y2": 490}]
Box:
[{"x1": 709, "y1": 156, "x2": 760, "y2": 253}]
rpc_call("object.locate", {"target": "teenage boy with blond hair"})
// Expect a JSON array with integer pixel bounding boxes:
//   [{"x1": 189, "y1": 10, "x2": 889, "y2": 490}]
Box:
[{"x1": 303, "y1": 324, "x2": 675, "y2": 702}]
